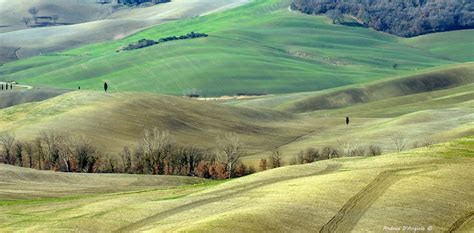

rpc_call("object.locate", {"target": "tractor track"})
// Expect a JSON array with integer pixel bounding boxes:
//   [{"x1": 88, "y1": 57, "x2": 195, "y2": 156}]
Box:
[
  {"x1": 114, "y1": 163, "x2": 341, "y2": 232},
  {"x1": 319, "y1": 168, "x2": 432, "y2": 233},
  {"x1": 445, "y1": 211, "x2": 474, "y2": 233}
]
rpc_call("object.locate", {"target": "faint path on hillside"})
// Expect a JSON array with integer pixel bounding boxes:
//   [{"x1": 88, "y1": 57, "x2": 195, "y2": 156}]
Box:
[
  {"x1": 114, "y1": 164, "x2": 341, "y2": 232},
  {"x1": 319, "y1": 167, "x2": 434, "y2": 233}
]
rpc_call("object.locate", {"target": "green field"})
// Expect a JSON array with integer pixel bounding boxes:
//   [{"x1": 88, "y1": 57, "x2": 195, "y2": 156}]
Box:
[
  {"x1": 0, "y1": 0, "x2": 473, "y2": 231},
  {"x1": 2, "y1": 0, "x2": 471, "y2": 96},
  {"x1": 1, "y1": 64, "x2": 472, "y2": 162}
]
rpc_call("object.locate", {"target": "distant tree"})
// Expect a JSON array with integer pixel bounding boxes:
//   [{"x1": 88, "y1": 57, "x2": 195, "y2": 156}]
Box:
[
  {"x1": 24, "y1": 142, "x2": 34, "y2": 168},
  {"x1": 104, "y1": 82, "x2": 108, "y2": 92},
  {"x1": 0, "y1": 133, "x2": 16, "y2": 165},
  {"x1": 14, "y1": 142, "x2": 24, "y2": 167},
  {"x1": 259, "y1": 158, "x2": 267, "y2": 171},
  {"x1": 327, "y1": 9, "x2": 343, "y2": 24},
  {"x1": 346, "y1": 116, "x2": 350, "y2": 125},
  {"x1": 1, "y1": 84, "x2": 3, "y2": 90},
  {"x1": 393, "y1": 63, "x2": 399, "y2": 69},
  {"x1": 368, "y1": 145, "x2": 382, "y2": 156},
  {"x1": 303, "y1": 147, "x2": 319, "y2": 163},
  {"x1": 234, "y1": 162, "x2": 247, "y2": 177},
  {"x1": 216, "y1": 132, "x2": 243, "y2": 179},
  {"x1": 269, "y1": 150, "x2": 282, "y2": 168},
  {"x1": 22, "y1": 17, "x2": 31, "y2": 27},
  {"x1": 120, "y1": 146, "x2": 132, "y2": 173},
  {"x1": 390, "y1": 132, "x2": 406, "y2": 153},
  {"x1": 72, "y1": 135, "x2": 98, "y2": 173}
]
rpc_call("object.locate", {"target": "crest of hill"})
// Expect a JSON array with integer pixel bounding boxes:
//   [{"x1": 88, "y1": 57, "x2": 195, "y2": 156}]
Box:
[{"x1": 283, "y1": 63, "x2": 474, "y2": 113}]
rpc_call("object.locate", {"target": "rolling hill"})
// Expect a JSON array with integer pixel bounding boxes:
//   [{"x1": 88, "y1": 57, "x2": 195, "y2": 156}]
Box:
[
  {"x1": 1, "y1": 136, "x2": 472, "y2": 231},
  {"x1": 1, "y1": 63, "x2": 472, "y2": 162},
  {"x1": 0, "y1": 91, "x2": 304, "y2": 155},
  {"x1": 0, "y1": 0, "x2": 250, "y2": 64},
  {"x1": 2, "y1": 0, "x2": 470, "y2": 96}
]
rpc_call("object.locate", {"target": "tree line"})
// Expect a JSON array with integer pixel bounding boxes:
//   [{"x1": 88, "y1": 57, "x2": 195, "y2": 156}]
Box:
[
  {"x1": 119, "y1": 32, "x2": 208, "y2": 51},
  {"x1": 2, "y1": 129, "x2": 424, "y2": 179},
  {"x1": 291, "y1": 0, "x2": 474, "y2": 37},
  {"x1": 0, "y1": 130, "x2": 253, "y2": 179}
]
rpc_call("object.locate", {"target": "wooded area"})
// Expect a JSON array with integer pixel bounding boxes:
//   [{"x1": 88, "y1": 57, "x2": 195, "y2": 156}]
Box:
[{"x1": 291, "y1": 0, "x2": 474, "y2": 37}]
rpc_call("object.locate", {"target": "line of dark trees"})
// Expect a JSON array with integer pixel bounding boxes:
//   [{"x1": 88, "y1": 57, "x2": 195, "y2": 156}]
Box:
[
  {"x1": 290, "y1": 0, "x2": 474, "y2": 37},
  {"x1": 119, "y1": 32, "x2": 208, "y2": 51},
  {"x1": 1, "y1": 83, "x2": 14, "y2": 90}
]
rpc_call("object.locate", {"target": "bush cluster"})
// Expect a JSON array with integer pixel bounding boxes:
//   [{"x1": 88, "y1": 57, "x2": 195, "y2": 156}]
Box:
[{"x1": 120, "y1": 32, "x2": 208, "y2": 51}]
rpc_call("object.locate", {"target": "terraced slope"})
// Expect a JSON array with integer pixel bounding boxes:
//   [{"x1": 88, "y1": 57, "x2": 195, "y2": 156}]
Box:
[
  {"x1": 1, "y1": 0, "x2": 465, "y2": 96},
  {"x1": 1, "y1": 137, "x2": 472, "y2": 232}
]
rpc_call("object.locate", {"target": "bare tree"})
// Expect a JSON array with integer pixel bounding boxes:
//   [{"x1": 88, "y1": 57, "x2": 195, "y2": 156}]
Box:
[
  {"x1": 368, "y1": 145, "x2": 382, "y2": 156},
  {"x1": 14, "y1": 141, "x2": 24, "y2": 167},
  {"x1": 0, "y1": 133, "x2": 16, "y2": 165},
  {"x1": 22, "y1": 17, "x2": 31, "y2": 27},
  {"x1": 72, "y1": 135, "x2": 98, "y2": 173},
  {"x1": 259, "y1": 158, "x2": 267, "y2": 171},
  {"x1": 38, "y1": 131, "x2": 63, "y2": 169},
  {"x1": 24, "y1": 142, "x2": 34, "y2": 168},
  {"x1": 120, "y1": 146, "x2": 132, "y2": 173},
  {"x1": 141, "y1": 128, "x2": 175, "y2": 174},
  {"x1": 390, "y1": 132, "x2": 406, "y2": 153},
  {"x1": 269, "y1": 150, "x2": 282, "y2": 168},
  {"x1": 216, "y1": 133, "x2": 243, "y2": 179}
]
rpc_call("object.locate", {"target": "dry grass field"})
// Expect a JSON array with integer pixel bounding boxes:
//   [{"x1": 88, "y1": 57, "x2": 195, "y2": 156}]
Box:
[{"x1": 1, "y1": 137, "x2": 472, "y2": 232}]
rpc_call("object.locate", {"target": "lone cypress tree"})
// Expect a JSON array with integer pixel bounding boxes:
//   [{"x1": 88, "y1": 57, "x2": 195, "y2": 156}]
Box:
[
  {"x1": 346, "y1": 116, "x2": 350, "y2": 125},
  {"x1": 10, "y1": 84, "x2": 13, "y2": 90},
  {"x1": 104, "y1": 82, "x2": 108, "y2": 92},
  {"x1": 5, "y1": 83, "x2": 8, "y2": 90}
]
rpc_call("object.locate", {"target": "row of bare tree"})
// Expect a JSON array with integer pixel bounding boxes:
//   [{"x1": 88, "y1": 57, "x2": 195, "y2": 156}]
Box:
[
  {"x1": 0, "y1": 130, "x2": 251, "y2": 179},
  {"x1": 0, "y1": 132, "x2": 98, "y2": 172}
]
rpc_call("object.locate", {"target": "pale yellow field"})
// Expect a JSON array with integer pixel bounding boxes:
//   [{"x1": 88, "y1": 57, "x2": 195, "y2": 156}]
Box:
[{"x1": 1, "y1": 137, "x2": 472, "y2": 232}]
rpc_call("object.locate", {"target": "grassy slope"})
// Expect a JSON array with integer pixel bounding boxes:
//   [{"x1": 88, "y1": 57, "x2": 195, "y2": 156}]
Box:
[
  {"x1": 0, "y1": 0, "x2": 462, "y2": 96},
  {"x1": 0, "y1": 91, "x2": 305, "y2": 155},
  {"x1": 402, "y1": 29, "x2": 474, "y2": 62},
  {"x1": 1, "y1": 137, "x2": 472, "y2": 232},
  {"x1": 227, "y1": 64, "x2": 474, "y2": 162},
  {"x1": 0, "y1": 163, "x2": 206, "y2": 201},
  {"x1": 1, "y1": 63, "x2": 472, "y2": 160},
  {"x1": 0, "y1": 88, "x2": 70, "y2": 109},
  {"x1": 282, "y1": 62, "x2": 474, "y2": 113}
]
